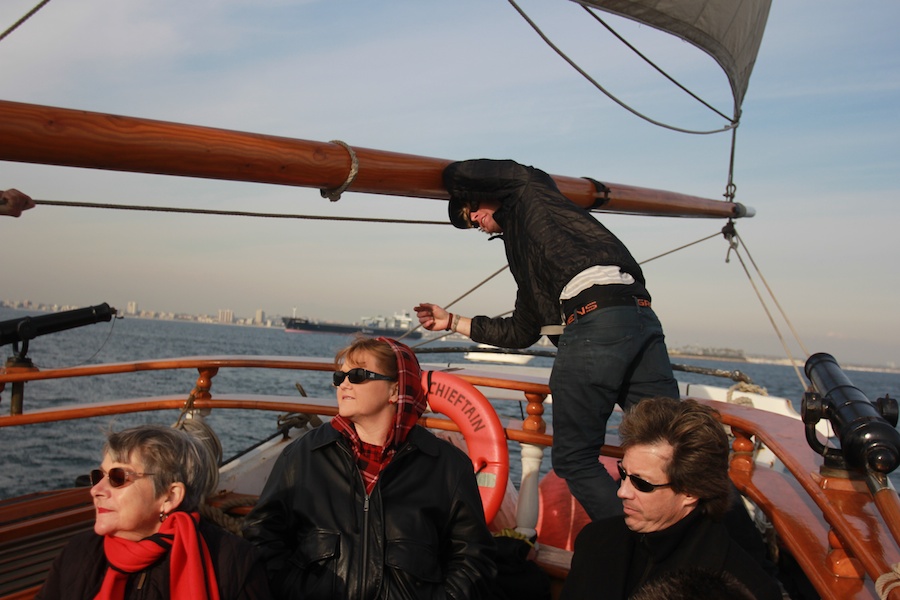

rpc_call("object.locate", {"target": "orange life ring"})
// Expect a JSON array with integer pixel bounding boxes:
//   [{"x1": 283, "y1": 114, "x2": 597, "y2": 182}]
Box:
[{"x1": 422, "y1": 370, "x2": 509, "y2": 524}]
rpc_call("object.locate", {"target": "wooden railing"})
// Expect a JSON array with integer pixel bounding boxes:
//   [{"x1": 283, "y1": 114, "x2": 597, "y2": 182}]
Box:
[{"x1": 3, "y1": 355, "x2": 900, "y2": 600}]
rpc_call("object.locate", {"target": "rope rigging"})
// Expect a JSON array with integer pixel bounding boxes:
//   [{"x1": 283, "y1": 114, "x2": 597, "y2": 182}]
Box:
[
  {"x1": 506, "y1": 0, "x2": 736, "y2": 136},
  {"x1": 506, "y1": 0, "x2": 742, "y2": 206},
  {"x1": 409, "y1": 222, "x2": 811, "y2": 393},
  {"x1": 0, "y1": 0, "x2": 51, "y2": 44},
  {"x1": 33, "y1": 199, "x2": 449, "y2": 226},
  {"x1": 724, "y1": 225, "x2": 810, "y2": 389},
  {"x1": 29, "y1": 193, "x2": 809, "y2": 391},
  {"x1": 580, "y1": 6, "x2": 733, "y2": 124}
]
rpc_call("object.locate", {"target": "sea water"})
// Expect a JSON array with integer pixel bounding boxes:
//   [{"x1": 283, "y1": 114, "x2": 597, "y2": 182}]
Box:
[{"x1": 2, "y1": 306, "x2": 899, "y2": 500}]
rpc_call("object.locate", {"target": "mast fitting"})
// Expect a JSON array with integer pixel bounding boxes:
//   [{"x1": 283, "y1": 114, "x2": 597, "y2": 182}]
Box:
[{"x1": 583, "y1": 177, "x2": 610, "y2": 209}]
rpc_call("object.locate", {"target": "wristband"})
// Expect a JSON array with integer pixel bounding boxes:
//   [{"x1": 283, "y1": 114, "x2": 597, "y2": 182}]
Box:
[
  {"x1": 444, "y1": 313, "x2": 454, "y2": 331},
  {"x1": 450, "y1": 313, "x2": 461, "y2": 333}
]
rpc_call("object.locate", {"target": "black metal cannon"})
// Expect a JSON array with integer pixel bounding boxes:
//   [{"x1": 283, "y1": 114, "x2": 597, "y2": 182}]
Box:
[
  {"x1": 1, "y1": 303, "x2": 116, "y2": 349},
  {"x1": 802, "y1": 352, "x2": 900, "y2": 475}
]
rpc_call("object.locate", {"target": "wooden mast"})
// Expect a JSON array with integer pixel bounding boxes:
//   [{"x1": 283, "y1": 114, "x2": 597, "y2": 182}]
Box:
[{"x1": 0, "y1": 100, "x2": 750, "y2": 219}]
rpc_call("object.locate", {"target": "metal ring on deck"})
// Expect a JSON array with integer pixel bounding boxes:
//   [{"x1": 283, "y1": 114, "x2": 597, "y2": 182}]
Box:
[{"x1": 320, "y1": 140, "x2": 359, "y2": 201}]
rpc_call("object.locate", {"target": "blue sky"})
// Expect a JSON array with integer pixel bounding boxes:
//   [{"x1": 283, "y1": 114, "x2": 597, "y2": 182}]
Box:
[{"x1": 1, "y1": 1, "x2": 898, "y2": 367}]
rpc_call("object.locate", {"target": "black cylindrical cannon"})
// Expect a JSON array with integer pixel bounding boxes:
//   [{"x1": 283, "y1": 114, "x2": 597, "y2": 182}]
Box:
[
  {"x1": 805, "y1": 352, "x2": 900, "y2": 474},
  {"x1": 0, "y1": 303, "x2": 117, "y2": 347}
]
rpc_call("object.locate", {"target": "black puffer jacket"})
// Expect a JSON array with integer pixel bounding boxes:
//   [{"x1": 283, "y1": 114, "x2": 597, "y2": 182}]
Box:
[
  {"x1": 443, "y1": 159, "x2": 647, "y2": 348},
  {"x1": 241, "y1": 425, "x2": 496, "y2": 600}
]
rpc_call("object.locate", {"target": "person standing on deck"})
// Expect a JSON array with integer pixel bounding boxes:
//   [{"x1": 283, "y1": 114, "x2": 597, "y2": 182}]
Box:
[{"x1": 415, "y1": 158, "x2": 679, "y2": 522}]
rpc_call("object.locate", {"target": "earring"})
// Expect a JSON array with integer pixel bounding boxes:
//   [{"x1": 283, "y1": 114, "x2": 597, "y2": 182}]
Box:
[{"x1": 159, "y1": 511, "x2": 168, "y2": 523}]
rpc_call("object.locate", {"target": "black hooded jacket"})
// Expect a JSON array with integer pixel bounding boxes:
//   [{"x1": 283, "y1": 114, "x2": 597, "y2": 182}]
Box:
[{"x1": 443, "y1": 159, "x2": 647, "y2": 348}]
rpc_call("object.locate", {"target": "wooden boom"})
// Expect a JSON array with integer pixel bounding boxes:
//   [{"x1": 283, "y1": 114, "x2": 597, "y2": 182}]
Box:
[{"x1": 0, "y1": 99, "x2": 750, "y2": 219}]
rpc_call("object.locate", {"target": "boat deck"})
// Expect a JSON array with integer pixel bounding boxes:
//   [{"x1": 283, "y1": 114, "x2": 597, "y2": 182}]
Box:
[{"x1": 2, "y1": 356, "x2": 900, "y2": 599}]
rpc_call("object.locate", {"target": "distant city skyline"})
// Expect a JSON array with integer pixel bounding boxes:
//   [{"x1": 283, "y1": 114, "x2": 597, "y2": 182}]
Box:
[
  {"x1": 1, "y1": 298, "x2": 273, "y2": 327},
  {"x1": 3, "y1": 298, "x2": 897, "y2": 374}
]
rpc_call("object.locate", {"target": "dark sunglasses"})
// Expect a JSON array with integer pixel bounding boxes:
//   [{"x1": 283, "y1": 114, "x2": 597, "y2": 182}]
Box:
[
  {"x1": 332, "y1": 368, "x2": 396, "y2": 387},
  {"x1": 461, "y1": 201, "x2": 481, "y2": 228},
  {"x1": 90, "y1": 467, "x2": 153, "y2": 489},
  {"x1": 617, "y1": 460, "x2": 672, "y2": 493}
]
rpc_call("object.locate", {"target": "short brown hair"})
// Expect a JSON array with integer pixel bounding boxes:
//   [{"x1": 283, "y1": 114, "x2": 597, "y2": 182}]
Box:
[
  {"x1": 619, "y1": 397, "x2": 731, "y2": 519},
  {"x1": 335, "y1": 335, "x2": 398, "y2": 379}
]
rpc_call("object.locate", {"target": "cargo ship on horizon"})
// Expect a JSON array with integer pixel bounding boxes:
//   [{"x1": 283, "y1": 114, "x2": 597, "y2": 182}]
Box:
[{"x1": 282, "y1": 311, "x2": 423, "y2": 339}]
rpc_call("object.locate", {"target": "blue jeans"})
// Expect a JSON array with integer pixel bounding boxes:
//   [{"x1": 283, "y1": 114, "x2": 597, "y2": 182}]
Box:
[{"x1": 549, "y1": 304, "x2": 679, "y2": 521}]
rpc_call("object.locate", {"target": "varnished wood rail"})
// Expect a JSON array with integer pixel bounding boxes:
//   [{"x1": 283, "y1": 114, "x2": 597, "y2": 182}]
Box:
[{"x1": 3, "y1": 355, "x2": 900, "y2": 599}]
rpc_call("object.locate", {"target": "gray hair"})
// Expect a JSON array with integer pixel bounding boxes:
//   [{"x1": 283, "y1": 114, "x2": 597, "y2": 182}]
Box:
[{"x1": 104, "y1": 424, "x2": 219, "y2": 512}]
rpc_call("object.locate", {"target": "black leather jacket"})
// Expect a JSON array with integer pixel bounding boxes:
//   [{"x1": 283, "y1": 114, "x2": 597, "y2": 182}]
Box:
[
  {"x1": 242, "y1": 425, "x2": 496, "y2": 600},
  {"x1": 443, "y1": 159, "x2": 647, "y2": 348}
]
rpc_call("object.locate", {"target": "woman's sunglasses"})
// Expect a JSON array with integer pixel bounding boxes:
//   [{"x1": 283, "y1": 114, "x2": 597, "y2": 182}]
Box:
[
  {"x1": 332, "y1": 368, "x2": 396, "y2": 387},
  {"x1": 617, "y1": 460, "x2": 672, "y2": 493},
  {"x1": 90, "y1": 467, "x2": 153, "y2": 489}
]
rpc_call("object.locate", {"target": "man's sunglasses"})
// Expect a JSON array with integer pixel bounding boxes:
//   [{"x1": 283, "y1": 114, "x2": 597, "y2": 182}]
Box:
[
  {"x1": 461, "y1": 201, "x2": 483, "y2": 229},
  {"x1": 617, "y1": 460, "x2": 672, "y2": 493},
  {"x1": 332, "y1": 368, "x2": 396, "y2": 387},
  {"x1": 90, "y1": 467, "x2": 154, "y2": 489}
]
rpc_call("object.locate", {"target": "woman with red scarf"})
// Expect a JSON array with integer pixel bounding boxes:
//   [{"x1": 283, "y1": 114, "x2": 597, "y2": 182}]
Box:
[
  {"x1": 243, "y1": 337, "x2": 496, "y2": 599},
  {"x1": 37, "y1": 425, "x2": 271, "y2": 599}
]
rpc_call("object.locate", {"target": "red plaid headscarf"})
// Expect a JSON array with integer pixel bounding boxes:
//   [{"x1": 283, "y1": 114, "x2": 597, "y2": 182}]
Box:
[{"x1": 331, "y1": 337, "x2": 425, "y2": 494}]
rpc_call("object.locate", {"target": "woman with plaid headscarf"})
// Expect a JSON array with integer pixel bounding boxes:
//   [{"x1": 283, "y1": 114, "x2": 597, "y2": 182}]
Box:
[{"x1": 243, "y1": 336, "x2": 496, "y2": 599}]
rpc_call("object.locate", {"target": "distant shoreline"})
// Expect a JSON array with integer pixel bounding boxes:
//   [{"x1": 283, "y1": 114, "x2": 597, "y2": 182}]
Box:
[{"x1": 2, "y1": 303, "x2": 898, "y2": 375}]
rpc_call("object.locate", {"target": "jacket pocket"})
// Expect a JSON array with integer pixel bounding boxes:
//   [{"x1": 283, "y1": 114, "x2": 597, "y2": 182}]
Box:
[
  {"x1": 384, "y1": 540, "x2": 444, "y2": 585},
  {"x1": 284, "y1": 530, "x2": 340, "y2": 599}
]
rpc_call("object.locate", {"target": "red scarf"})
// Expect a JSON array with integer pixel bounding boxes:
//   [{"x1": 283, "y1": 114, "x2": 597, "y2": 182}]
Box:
[{"x1": 96, "y1": 511, "x2": 220, "y2": 600}]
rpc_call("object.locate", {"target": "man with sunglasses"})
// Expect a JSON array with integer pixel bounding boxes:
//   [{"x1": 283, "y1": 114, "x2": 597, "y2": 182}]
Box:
[
  {"x1": 560, "y1": 397, "x2": 783, "y2": 600},
  {"x1": 415, "y1": 158, "x2": 679, "y2": 523}
]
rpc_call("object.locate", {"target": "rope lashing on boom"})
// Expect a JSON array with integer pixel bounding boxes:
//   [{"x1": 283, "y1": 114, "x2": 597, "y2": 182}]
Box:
[
  {"x1": 876, "y1": 564, "x2": 900, "y2": 600},
  {"x1": 320, "y1": 140, "x2": 359, "y2": 201}
]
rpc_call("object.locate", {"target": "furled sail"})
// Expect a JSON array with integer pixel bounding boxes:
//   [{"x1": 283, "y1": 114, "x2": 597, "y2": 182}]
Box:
[{"x1": 573, "y1": 0, "x2": 772, "y2": 117}]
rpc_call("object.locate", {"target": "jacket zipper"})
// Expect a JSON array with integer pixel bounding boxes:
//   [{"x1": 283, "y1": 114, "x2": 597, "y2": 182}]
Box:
[
  {"x1": 341, "y1": 440, "x2": 415, "y2": 599},
  {"x1": 360, "y1": 488, "x2": 370, "y2": 599}
]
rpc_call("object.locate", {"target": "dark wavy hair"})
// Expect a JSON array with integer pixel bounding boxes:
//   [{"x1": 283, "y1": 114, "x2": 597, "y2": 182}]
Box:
[
  {"x1": 630, "y1": 567, "x2": 755, "y2": 600},
  {"x1": 618, "y1": 397, "x2": 731, "y2": 519}
]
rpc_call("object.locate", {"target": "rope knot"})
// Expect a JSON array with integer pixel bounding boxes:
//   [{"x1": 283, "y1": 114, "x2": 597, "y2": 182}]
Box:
[
  {"x1": 876, "y1": 562, "x2": 900, "y2": 599},
  {"x1": 320, "y1": 140, "x2": 359, "y2": 201}
]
